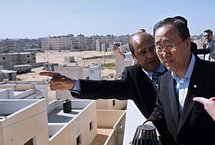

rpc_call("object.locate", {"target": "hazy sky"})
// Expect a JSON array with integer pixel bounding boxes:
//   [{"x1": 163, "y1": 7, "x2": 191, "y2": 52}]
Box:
[{"x1": 0, "y1": 0, "x2": 214, "y2": 38}]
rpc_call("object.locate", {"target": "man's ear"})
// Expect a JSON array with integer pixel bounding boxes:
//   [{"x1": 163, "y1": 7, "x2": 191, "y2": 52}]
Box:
[
  {"x1": 132, "y1": 54, "x2": 138, "y2": 63},
  {"x1": 185, "y1": 38, "x2": 191, "y2": 49}
]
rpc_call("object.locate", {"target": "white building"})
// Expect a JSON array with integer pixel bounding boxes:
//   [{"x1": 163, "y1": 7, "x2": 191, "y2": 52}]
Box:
[
  {"x1": 0, "y1": 99, "x2": 49, "y2": 145},
  {"x1": 0, "y1": 72, "x2": 127, "y2": 145}
]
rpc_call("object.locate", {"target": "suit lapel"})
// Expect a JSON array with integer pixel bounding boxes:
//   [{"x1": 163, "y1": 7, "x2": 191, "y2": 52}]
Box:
[
  {"x1": 163, "y1": 72, "x2": 180, "y2": 126},
  {"x1": 168, "y1": 77, "x2": 180, "y2": 126},
  {"x1": 177, "y1": 91, "x2": 195, "y2": 132}
]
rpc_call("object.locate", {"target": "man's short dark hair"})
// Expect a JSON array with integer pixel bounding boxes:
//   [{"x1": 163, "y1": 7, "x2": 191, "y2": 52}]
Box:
[
  {"x1": 173, "y1": 16, "x2": 188, "y2": 26},
  {"x1": 204, "y1": 29, "x2": 213, "y2": 35},
  {"x1": 153, "y1": 17, "x2": 190, "y2": 41}
]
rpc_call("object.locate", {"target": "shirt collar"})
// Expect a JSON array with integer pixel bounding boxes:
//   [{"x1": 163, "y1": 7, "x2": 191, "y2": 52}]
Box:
[
  {"x1": 143, "y1": 63, "x2": 166, "y2": 79},
  {"x1": 208, "y1": 39, "x2": 215, "y2": 44},
  {"x1": 172, "y1": 54, "x2": 196, "y2": 82}
]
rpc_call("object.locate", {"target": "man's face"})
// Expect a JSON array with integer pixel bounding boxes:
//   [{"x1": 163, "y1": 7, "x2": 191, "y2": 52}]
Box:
[
  {"x1": 204, "y1": 32, "x2": 213, "y2": 42},
  {"x1": 132, "y1": 35, "x2": 160, "y2": 72},
  {"x1": 154, "y1": 24, "x2": 191, "y2": 76}
]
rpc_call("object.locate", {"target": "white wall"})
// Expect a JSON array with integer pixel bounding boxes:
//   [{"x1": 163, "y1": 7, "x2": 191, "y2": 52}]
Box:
[
  {"x1": 0, "y1": 99, "x2": 49, "y2": 145},
  {"x1": 0, "y1": 89, "x2": 13, "y2": 99},
  {"x1": 48, "y1": 100, "x2": 97, "y2": 145},
  {"x1": 96, "y1": 99, "x2": 127, "y2": 110},
  {"x1": 123, "y1": 100, "x2": 146, "y2": 145},
  {"x1": 82, "y1": 65, "x2": 101, "y2": 80}
]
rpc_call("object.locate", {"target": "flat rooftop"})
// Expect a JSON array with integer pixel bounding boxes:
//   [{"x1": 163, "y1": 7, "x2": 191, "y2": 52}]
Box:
[{"x1": 48, "y1": 108, "x2": 82, "y2": 123}]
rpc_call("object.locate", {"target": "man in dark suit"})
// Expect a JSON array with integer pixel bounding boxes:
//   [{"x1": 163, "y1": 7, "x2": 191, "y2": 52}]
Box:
[
  {"x1": 39, "y1": 31, "x2": 166, "y2": 118},
  {"x1": 146, "y1": 17, "x2": 215, "y2": 145}
]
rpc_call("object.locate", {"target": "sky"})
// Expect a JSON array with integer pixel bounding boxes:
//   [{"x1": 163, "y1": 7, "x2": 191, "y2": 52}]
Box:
[{"x1": 0, "y1": 0, "x2": 214, "y2": 39}]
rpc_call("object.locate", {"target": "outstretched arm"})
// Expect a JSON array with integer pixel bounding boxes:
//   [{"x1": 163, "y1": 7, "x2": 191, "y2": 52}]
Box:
[
  {"x1": 40, "y1": 69, "x2": 134, "y2": 100},
  {"x1": 112, "y1": 43, "x2": 126, "y2": 60}
]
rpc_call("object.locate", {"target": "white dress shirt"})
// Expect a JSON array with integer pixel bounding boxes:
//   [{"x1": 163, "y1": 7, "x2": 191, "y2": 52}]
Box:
[{"x1": 172, "y1": 54, "x2": 196, "y2": 113}]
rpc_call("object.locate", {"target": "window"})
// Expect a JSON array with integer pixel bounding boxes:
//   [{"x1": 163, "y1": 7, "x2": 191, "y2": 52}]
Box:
[
  {"x1": 8, "y1": 73, "x2": 13, "y2": 81},
  {"x1": 76, "y1": 134, "x2": 82, "y2": 145},
  {"x1": 113, "y1": 100, "x2": 116, "y2": 106},
  {"x1": 89, "y1": 121, "x2": 93, "y2": 131}
]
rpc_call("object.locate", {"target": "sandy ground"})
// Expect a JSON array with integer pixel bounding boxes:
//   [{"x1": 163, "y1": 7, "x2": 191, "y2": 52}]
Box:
[{"x1": 36, "y1": 50, "x2": 114, "y2": 64}]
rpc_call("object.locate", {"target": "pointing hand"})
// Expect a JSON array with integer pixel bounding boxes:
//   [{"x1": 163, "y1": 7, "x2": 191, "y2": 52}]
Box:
[{"x1": 39, "y1": 71, "x2": 75, "y2": 90}]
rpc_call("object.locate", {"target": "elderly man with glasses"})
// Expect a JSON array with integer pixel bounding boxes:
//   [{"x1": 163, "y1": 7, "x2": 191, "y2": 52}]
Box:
[{"x1": 145, "y1": 17, "x2": 215, "y2": 145}]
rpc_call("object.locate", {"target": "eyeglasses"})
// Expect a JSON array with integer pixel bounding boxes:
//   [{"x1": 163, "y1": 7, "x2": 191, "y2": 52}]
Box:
[
  {"x1": 204, "y1": 35, "x2": 209, "y2": 37},
  {"x1": 155, "y1": 40, "x2": 183, "y2": 54}
]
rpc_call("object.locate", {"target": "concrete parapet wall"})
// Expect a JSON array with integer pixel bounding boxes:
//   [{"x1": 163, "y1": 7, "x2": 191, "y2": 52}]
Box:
[
  {"x1": 0, "y1": 89, "x2": 13, "y2": 99},
  {"x1": 97, "y1": 110, "x2": 126, "y2": 128},
  {"x1": 96, "y1": 99, "x2": 127, "y2": 110},
  {"x1": 97, "y1": 110, "x2": 126, "y2": 145}
]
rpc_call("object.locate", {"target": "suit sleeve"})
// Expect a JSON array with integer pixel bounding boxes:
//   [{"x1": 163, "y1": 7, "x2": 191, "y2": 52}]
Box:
[{"x1": 71, "y1": 67, "x2": 135, "y2": 100}]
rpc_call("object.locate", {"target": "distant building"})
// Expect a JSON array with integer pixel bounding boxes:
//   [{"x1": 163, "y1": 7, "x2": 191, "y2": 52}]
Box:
[
  {"x1": 0, "y1": 52, "x2": 36, "y2": 73},
  {"x1": 41, "y1": 34, "x2": 129, "y2": 52},
  {"x1": 15, "y1": 38, "x2": 41, "y2": 51},
  {"x1": 0, "y1": 69, "x2": 16, "y2": 81},
  {"x1": 0, "y1": 38, "x2": 41, "y2": 53},
  {"x1": 2, "y1": 39, "x2": 15, "y2": 52}
]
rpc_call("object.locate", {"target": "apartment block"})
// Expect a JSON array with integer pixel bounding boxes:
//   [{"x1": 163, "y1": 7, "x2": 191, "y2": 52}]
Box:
[
  {"x1": 1, "y1": 39, "x2": 15, "y2": 52},
  {"x1": 41, "y1": 34, "x2": 129, "y2": 52}
]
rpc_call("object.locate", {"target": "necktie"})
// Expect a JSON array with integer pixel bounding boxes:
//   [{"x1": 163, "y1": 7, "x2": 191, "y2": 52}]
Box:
[
  {"x1": 152, "y1": 72, "x2": 162, "y2": 90},
  {"x1": 152, "y1": 72, "x2": 162, "y2": 85}
]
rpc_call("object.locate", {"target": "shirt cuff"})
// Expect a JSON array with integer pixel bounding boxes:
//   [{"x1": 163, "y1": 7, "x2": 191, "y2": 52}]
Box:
[{"x1": 70, "y1": 79, "x2": 81, "y2": 94}]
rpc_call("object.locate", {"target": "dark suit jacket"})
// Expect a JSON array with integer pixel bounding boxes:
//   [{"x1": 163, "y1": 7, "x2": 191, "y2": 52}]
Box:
[
  {"x1": 191, "y1": 42, "x2": 198, "y2": 55},
  {"x1": 71, "y1": 64, "x2": 157, "y2": 118},
  {"x1": 148, "y1": 57, "x2": 215, "y2": 145}
]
